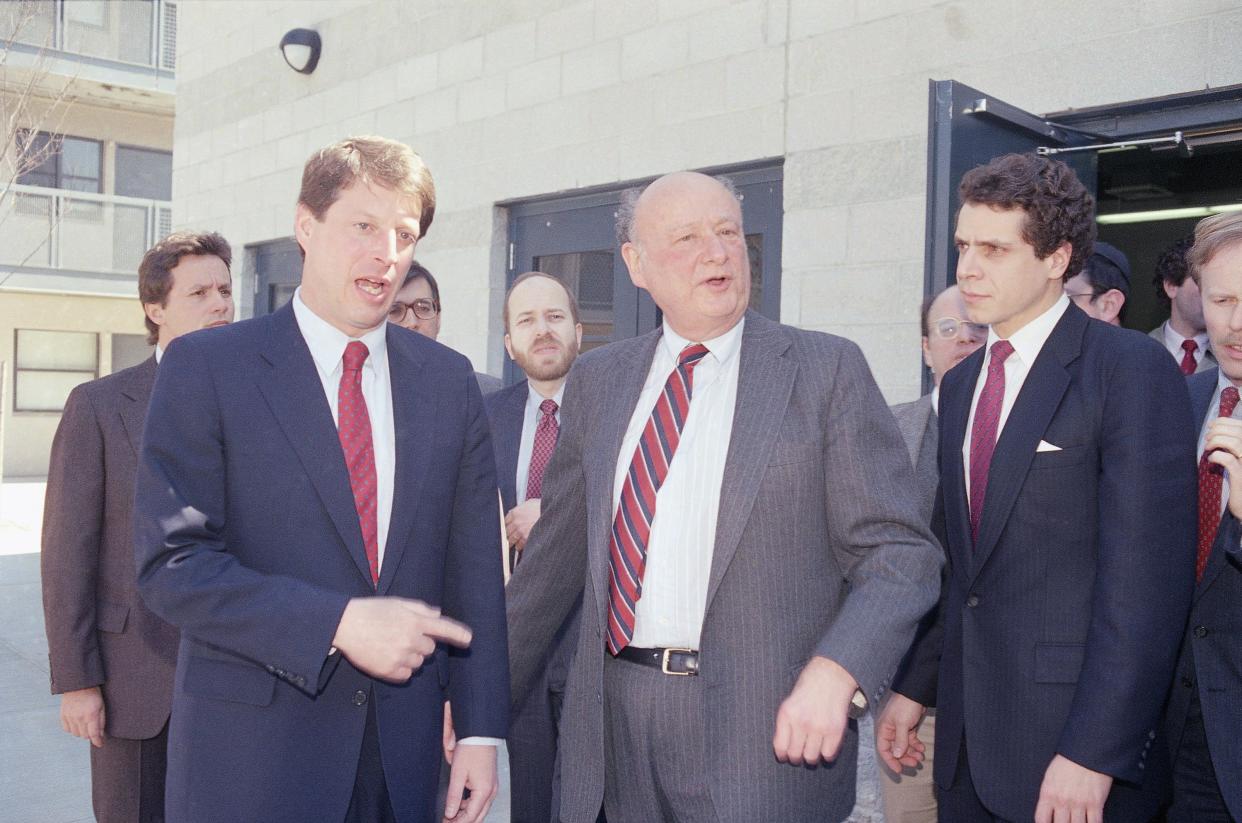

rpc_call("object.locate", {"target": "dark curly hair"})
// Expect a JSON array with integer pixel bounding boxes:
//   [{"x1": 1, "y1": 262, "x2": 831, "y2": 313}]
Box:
[
  {"x1": 1152, "y1": 234, "x2": 1194, "y2": 308},
  {"x1": 958, "y1": 153, "x2": 1096, "y2": 282}
]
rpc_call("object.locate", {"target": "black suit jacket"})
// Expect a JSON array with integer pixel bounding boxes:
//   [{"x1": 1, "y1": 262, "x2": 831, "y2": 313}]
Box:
[
  {"x1": 41, "y1": 356, "x2": 179, "y2": 740},
  {"x1": 1164, "y1": 368, "x2": 1242, "y2": 820},
  {"x1": 896, "y1": 303, "x2": 1197, "y2": 820}
]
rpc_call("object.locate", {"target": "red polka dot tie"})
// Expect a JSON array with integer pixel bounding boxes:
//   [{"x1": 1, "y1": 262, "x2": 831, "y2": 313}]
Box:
[
  {"x1": 968, "y1": 340, "x2": 1014, "y2": 546},
  {"x1": 339, "y1": 341, "x2": 379, "y2": 586},
  {"x1": 606, "y1": 343, "x2": 709, "y2": 655},
  {"x1": 1180, "y1": 339, "x2": 1198, "y2": 376},
  {"x1": 524, "y1": 399, "x2": 559, "y2": 500},
  {"x1": 1196, "y1": 386, "x2": 1239, "y2": 582}
]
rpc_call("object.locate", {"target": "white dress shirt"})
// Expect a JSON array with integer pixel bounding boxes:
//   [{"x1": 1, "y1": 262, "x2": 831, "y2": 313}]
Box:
[
  {"x1": 1198, "y1": 370, "x2": 1242, "y2": 520},
  {"x1": 516, "y1": 383, "x2": 566, "y2": 504},
  {"x1": 294, "y1": 292, "x2": 498, "y2": 747},
  {"x1": 612, "y1": 318, "x2": 744, "y2": 649},
  {"x1": 292, "y1": 290, "x2": 396, "y2": 567},
  {"x1": 963, "y1": 294, "x2": 1070, "y2": 502},
  {"x1": 1161, "y1": 320, "x2": 1210, "y2": 368}
]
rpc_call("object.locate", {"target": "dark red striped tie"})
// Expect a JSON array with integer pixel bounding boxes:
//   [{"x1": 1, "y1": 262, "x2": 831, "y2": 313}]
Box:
[
  {"x1": 606, "y1": 343, "x2": 710, "y2": 655},
  {"x1": 1197, "y1": 386, "x2": 1239, "y2": 581},
  {"x1": 968, "y1": 340, "x2": 1014, "y2": 546},
  {"x1": 339, "y1": 341, "x2": 379, "y2": 586}
]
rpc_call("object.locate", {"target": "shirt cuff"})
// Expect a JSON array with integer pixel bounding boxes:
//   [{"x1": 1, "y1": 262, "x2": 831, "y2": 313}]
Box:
[{"x1": 457, "y1": 737, "x2": 502, "y2": 746}]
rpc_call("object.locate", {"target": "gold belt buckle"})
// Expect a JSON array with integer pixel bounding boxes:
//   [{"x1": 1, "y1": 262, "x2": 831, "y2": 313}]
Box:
[{"x1": 661, "y1": 647, "x2": 696, "y2": 676}]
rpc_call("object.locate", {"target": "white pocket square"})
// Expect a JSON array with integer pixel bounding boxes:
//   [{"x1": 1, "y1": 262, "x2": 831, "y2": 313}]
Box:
[{"x1": 1036, "y1": 440, "x2": 1062, "y2": 453}]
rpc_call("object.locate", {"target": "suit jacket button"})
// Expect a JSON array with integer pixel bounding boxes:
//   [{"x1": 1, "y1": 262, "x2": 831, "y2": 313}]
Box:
[
  {"x1": 1194, "y1": 625, "x2": 1208, "y2": 638},
  {"x1": 965, "y1": 594, "x2": 980, "y2": 608},
  {"x1": 353, "y1": 689, "x2": 368, "y2": 707}
]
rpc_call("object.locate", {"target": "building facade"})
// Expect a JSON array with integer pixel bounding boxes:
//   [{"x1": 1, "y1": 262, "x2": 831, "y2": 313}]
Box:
[{"x1": 1, "y1": 0, "x2": 176, "y2": 477}]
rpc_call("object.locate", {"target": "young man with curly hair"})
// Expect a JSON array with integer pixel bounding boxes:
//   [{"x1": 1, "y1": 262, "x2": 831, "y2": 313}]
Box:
[{"x1": 878, "y1": 153, "x2": 1198, "y2": 822}]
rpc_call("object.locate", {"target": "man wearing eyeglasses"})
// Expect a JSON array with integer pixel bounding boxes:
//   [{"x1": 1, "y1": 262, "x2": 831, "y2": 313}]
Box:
[
  {"x1": 877, "y1": 285, "x2": 986, "y2": 823},
  {"x1": 1064, "y1": 242, "x2": 1131, "y2": 327},
  {"x1": 389, "y1": 261, "x2": 503, "y2": 394}
]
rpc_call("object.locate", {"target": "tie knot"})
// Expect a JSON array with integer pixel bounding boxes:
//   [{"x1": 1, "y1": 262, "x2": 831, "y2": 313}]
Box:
[
  {"x1": 1182, "y1": 338, "x2": 1199, "y2": 355},
  {"x1": 343, "y1": 341, "x2": 369, "y2": 372},
  {"x1": 680, "y1": 343, "x2": 710, "y2": 369},
  {"x1": 990, "y1": 339, "x2": 1014, "y2": 365},
  {"x1": 539, "y1": 398, "x2": 558, "y2": 417},
  {"x1": 1221, "y1": 386, "x2": 1239, "y2": 418}
]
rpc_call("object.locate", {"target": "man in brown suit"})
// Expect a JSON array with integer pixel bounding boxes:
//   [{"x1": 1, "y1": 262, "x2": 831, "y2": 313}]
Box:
[{"x1": 41, "y1": 231, "x2": 234, "y2": 822}]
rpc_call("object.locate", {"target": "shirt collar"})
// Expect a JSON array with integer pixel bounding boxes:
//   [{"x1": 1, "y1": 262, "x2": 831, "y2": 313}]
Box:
[
  {"x1": 292, "y1": 287, "x2": 389, "y2": 375},
  {"x1": 986, "y1": 293, "x2": 1070, "y2": 366},
  {"x1": 930, "y1": 385, "x2": 940, "y2": 415},
  {"x1": 526, "y1": 381, "x2": 566, "y2": 409},
  {"x1": 155, "y1": 345, "x2": 164, "y2": 364},
  {"x1": 660, "y1": 316, "x2": 745, "y2": 367},
  {"x1": 1163, "y1": 320, "x2": 1210, "y2": 353}
]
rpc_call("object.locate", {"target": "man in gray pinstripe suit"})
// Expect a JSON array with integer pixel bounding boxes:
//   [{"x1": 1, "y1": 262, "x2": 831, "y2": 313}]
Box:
[{"x1": 505, "y1": 170, "x2": 942, "y2": 823}]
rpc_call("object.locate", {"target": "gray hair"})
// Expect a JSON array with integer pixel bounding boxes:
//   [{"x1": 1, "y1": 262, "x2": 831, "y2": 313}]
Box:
[{"x1": 614, "y1": 174, "x2": 740, "y2": 247}]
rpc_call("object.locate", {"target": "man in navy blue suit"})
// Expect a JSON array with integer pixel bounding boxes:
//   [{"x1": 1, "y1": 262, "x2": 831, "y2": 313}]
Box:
[
  {"x1": 134, "y1": 136, "x2": 508, "y2": 823},
  {"x1": 879, "y1": 153, "x2": 1197, "y2": 822},
  {"x1": 484, "y1": 271, "x2": 582, "y2": 822},
  {"x1": 1164, "y1": 210, "x2": 1242, "y2": 822}
]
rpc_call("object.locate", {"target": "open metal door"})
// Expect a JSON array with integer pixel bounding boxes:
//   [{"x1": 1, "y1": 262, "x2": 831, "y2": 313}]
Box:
[{"x1": 924, "y1": 80, "x2": 1099, "y2": 299}]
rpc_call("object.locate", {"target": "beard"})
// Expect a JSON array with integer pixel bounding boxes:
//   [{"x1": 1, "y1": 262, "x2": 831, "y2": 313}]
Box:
[{"x1": 514, "y1": 334, "x2": 579, "y2": 382}]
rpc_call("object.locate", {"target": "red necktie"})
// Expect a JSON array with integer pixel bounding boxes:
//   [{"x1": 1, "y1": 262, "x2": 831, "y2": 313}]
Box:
[
  {"x1": 524, "y1": 399, "x2": 559, "y2": 500},
  {"x1": 1180, "y1": 339, "x2": 1198, "y2": 376},
  {"x1": 968, "y1": 340, "x2": 1015, "y2": 546},
  {"x1": 606, "y1": 343, "x2": 709, "y2": 655},
  {"x1": 1196, "y1": 386, "x2": 1239, "y2": 581},
  {"x1": 339, "y1": 341, "x2": 379, "y2": 586}
]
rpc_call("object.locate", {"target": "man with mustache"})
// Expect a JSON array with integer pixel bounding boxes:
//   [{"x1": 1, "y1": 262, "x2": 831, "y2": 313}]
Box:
[
  {"x1": 42, "y1": 231, "x2": 234, "y2": 822},
  {"x1": 1163, "y1": 211, "x2": 1242, "y2": 821},
  {"x1": 484, "y1": 271, "x2": 583, "y2": 822},
  {"x1": 1152, "y1": 235, "x2": 1216, "y2": 375},
  {"x1": 878, "y1": 284, "x2": 986, "y2": 823}
]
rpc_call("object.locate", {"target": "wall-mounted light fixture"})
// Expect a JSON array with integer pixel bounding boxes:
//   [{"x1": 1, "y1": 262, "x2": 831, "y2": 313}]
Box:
[{"x1": 279, "y1": 29, "x2": 322, "y2": 75}]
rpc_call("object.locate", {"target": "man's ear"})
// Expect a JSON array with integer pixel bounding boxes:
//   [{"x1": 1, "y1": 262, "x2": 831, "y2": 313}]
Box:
[
  {"x1": 574, "y1": 322, "x2": 583, "y2": 349},
  {"x1": 294, "y1": 202, "x2": 318, "y2": 248},
  {"x1": 1099, "y1": 289, "x2": 1126, "y2": 324},
  {"x1": 622, "y1": 242, "x2": 645, "y2": 290},
  {"x1": 1047, "y1": 242, "x2": 1073, "y2": 281},
  {"x1": 922, "y1": 337, "x2": 933, "y2": 371},
  {"x1": 143, "y1": 301, "x2": 164, "y2": 329},
  {"x1": 503, "y1": 333, "x2": 514, "y2": 361}
]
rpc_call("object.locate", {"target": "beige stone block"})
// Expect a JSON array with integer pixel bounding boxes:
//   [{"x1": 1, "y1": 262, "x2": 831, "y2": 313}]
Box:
[
  {"x1": 847, "y1": 196, "x2": 926, "y2": 264},
  {"x1": 536, "y1": 2, "x2": 595, "y2": 56},
  {"x1": 1208, "y1": 11, "x2": 1242, "y2": 87},
  {"x1": 784, "y1": 137, "x2": 924, "y2": 209},
  {"x1": 657, "y1": 0, "x2": 725, "y2": 22},
  {"x1": 562, "y1": 39, "x2": 622, "y2": 95},
  {"x1": 785, "y1": 90, "x2": 852, "y2": 153},
  {"x1": 507, "y1": 55, "x2": 563, "y2": 110},
  {"x1": 484, "y1": 20, "x2": 539, "y2": 74},
  {"x1": 412, "y1": 89, "x2": 458, "y2": 135},
  {"x1": 595, "y1": 0, "x2": 661, "y2": 39},
  {"x1": 394, "y1": 53, "x2": 440, "y2": 98},
  {"x1": 621, "y1": 21, "x2": 690, "y2": 80},
  {"x1": 724, "y1": 46, "x2": 787, "y2": 111},
  {"x1": 787, "y1": 0, "x2": 855, "y2": 39},
  {"x1": 765, "y1": 0, "x2": 790, "y2": 45},
  {"x1": 458, "y1": 75, "x2": 508, "y2": 122},
  {"x1": 652, "y1": 61, "x2": 727, "y2": 125},
  {"x1": 439, "y1": 37, "x2": 485, "y2": 85},
  {"x1": 687, "y1": 0, "x2": 766, "y2": 63},
  {"x1": 782, "y1": 206, "x2": 850, "y2": 271}
]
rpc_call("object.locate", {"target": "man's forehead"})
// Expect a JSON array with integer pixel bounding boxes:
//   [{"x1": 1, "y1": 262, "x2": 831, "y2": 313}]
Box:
[
  {"x1": 956, "y1": 202, "x2": 1024, "y2": 234},
  {"x1": 334, "y1": 179, "x2": 421, "y2": 224},
  {"x1": 636, "y1": 173, "x2": 739, "y2": 228},
  {"x1": 928, "y1": 287, "x2": 962, "y2": 318},
  {"x1": 510, "y1": 276, "x2": 572, "y2": 312}
]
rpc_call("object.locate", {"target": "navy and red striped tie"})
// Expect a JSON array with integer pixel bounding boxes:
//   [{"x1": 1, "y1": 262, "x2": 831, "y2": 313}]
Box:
[{"x1": 606, "y1": 343, "x2": 710, "y2": 655}]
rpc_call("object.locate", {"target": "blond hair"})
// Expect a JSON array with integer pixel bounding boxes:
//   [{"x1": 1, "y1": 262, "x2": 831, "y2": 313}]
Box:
[{"x1": 1189, "y1": 211, "x2": 1242, "y2": 285}]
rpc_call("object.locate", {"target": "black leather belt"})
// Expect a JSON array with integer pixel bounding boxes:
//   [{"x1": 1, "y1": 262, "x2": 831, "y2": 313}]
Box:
[{"x1": 615, "y1": 645, "x2": 699, "y2": 676}]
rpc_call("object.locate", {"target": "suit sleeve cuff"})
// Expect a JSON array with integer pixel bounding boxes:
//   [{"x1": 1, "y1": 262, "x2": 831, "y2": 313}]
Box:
[{"x1": 457, "y1": 737, "x2": 501, "y2": 746}]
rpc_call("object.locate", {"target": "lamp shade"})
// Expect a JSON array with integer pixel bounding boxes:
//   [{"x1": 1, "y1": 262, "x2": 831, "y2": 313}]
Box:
[{"x1": 279, "y1": 29, "x2": 321, "y2": 74}]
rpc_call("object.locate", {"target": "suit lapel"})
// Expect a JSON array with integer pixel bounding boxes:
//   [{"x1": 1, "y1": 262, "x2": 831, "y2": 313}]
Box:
[
  {"x1": 118, "y1": 356, "x2": 157, "y2": 455},
  {"x1": 969, "y1": 306, "x2": 1083, "y2": 582},
  {"x1": 587, "y1": 330, "x2": 663, "y2": 625},
  {"x1": 1189, "y1": 369, "x2": 1231, "y2": 598},
  {"x1": 495, "y1": 382, "x2": 528, "y2": 511},
  {"x1": 941, "y1": 349, "x2": 981, "y2": 590},
  {"x1": 256, "y1": 304, "x2": 374, "y2": 587},
  {"x1": 705, "y1": 314, "x2": 796, "y2": 609},
  {"x1": 378, "y1": 325, "x2": 433, "y2": 593}
]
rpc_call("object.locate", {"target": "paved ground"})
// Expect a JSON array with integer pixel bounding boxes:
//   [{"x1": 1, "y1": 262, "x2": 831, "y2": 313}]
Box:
[{"x1": 1, "y1": 479, "x2": 883, "y2": 821}]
